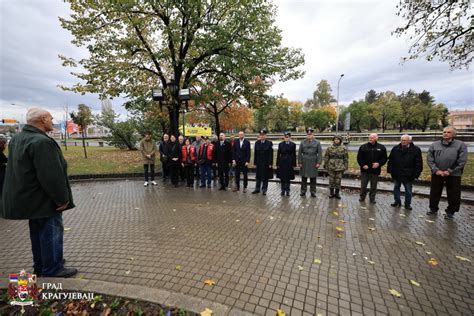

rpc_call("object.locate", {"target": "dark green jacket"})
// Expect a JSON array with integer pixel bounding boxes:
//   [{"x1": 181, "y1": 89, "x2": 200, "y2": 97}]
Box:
[{"x1": 1, "y1": 125, "x2": 75, "y2": 219}]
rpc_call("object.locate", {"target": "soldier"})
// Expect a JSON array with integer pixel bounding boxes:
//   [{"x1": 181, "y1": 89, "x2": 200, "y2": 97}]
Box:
[
  {"x1": 252, "y1": 129, "x2": 273, "y2": 195},
  {"x1": 324, "y1": 135, "x2": 348, "y2": 199},
  {"x1": 298, "y1": 128, "x2": 323, "y2": 197},
  {"x1": 276, "y1": 132, "x2": 296, "y2": 196}
]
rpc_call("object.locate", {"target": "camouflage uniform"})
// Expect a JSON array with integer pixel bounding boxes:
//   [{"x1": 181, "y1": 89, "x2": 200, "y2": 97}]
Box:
[{"x1": 324, "y1": 140, "x2": 348, "y2": 190}]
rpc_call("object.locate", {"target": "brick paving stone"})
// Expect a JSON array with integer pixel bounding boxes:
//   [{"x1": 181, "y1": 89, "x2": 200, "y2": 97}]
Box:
[{"x1": 0, "y1": 179, "x2": 472, "y2": 315}]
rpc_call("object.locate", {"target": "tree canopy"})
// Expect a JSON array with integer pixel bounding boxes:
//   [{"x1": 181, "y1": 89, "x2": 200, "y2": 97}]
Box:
[
  {"x1": 59, "y1": 0, "x2": 305, "y2": 135},
  {"x1": 394, "y1": 0, "x2": 473, "y2": 69}
]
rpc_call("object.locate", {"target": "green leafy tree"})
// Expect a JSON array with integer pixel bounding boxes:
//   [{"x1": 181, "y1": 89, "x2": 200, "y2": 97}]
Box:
[
  {"x1": 364, "y1": 89, "x2": 379, "y2": 104},
  {"x1": 59, "y1": 0, "x2": 305, "y2": 136},
  {"x1": 347, "y1": 100, "x2": 370, "y2": 132},
  {"x1": 312, "y1": 80, "x2": 334, "y2": 108},
  {"x1": 372, "y1": 91, "x2": 401, "y2": 132},
  {"x1": 70, "y1": 104, "x2": 94, "y2": 158},
  {"x1": 265, "y1": 99, "x2": 290, "y2": 132},
  {"x1": 396, "y1": 90, "x2": 420, "y2": 132},
  {"x1": 394, "y1": 0, "x2": 473, "y2": 69},
  {"x1": 303, "y1": 109, "x2": 331, "y2": 132},
  {"x1": 412, "y1": 90, "x2": 443, "y2": 132}
]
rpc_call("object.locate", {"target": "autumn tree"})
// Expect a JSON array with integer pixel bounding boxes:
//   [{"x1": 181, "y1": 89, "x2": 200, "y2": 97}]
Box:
[
  {"x1": 394, "y1": 0, "x2": 473, "y2": 69},
  {"x1": 219, "y1": 106, "x2": 253, "y2": 132},
  {"x1": 59, "y1": 0, "x2": 305, "y2": 136},
  {"x1": 70, "y1": 104, "x2": 94, "y2": 158},
  {"x1": 312, "y1": 80, "x2": 334, "y2": 108}
]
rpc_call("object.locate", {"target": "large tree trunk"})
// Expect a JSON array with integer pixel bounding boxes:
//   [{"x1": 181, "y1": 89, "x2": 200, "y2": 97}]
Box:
[
  {"x1": 168, "y1": 104, "x2": 181, "y2": 136},
  {"x1": 214, "y1": 112, "x2": 221, "y2": 136}
]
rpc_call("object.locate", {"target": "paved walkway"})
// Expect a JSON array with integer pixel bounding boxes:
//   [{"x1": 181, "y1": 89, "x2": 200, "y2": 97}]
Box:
[{"x1": 1, "y1": 180, "x2": 473, "y2": 315}]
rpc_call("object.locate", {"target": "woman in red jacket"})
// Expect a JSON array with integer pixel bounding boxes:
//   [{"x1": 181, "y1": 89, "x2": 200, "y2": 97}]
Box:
[{"x1": 181, "y1": 138, "x2": 196, "y2": 187}]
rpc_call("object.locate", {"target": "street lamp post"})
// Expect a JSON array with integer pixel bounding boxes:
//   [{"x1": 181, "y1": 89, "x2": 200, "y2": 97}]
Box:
[{"x1": 336, "y1": 74, "x2": 345, "y2": 133}]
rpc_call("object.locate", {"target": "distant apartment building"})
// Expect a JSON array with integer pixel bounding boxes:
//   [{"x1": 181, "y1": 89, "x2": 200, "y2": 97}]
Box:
[{"x1": 448, "y1": 110, "x2": 474, "y2": 129}]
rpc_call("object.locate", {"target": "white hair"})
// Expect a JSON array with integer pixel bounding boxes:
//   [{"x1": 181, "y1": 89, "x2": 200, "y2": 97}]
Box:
[
  {"x1": 443, "y1": 126, "x2": 457, "y2": 136},
  {"x1": 26, "y1": 108, "x2": 49, "y2": 123},
  {"x1": 400, "y1": 134, "x2": 412, "y2": 141},
  {"x1": 368, "y1": 133, "x2": 378, "y2": 139}
]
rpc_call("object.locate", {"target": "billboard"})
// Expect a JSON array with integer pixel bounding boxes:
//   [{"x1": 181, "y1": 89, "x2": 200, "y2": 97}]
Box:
[{"x1": 180, "y1": 125, "x2": 212, "y2": 136}]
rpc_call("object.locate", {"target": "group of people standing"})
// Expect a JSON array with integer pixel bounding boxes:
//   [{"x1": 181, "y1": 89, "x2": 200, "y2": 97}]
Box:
[{"x1": 140, "y1": 126, "x2": 468, "y2": 220}]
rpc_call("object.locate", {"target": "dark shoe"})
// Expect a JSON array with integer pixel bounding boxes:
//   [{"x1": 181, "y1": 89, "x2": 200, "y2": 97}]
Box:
[
  {"x1": 369, "y1": 200, "x2": 376, "y2": 204},
  {"x1": 207, "y1": 185, "x2": 212, "y2": 188},
  {"x1": 335, "y1": 189, "x2": 341, "y2": 199},
  {"x1": 444, "y1": 212, "x2": 454, "y2": 220},
  {"x1": 311, "y1": 193, "x2": 316, "y2": 198},
  {"x1": 232, "y1": 188, "x2": 239, "y2": 192},
  {"x1": 426, "y1": 210, "x2": 438, "y2": 216},
  {"x1": 219, "y1": 187, "x2": 225, "y2": 191},
  {"x1": 262, "y1": 191, "x2": 267, "y2": 195},
  {"x1": 281, "y1": 191, "x2": 285, "y2": 196},
  {"x1": 199, "y1": 185, "x2": 206, "y2": 188},
  {"x1": 391, "y1": 202, "x2": 401, "y2": 207},
  {"x1": 359, "y1": 197, "x2": 365, "y2": 202},
  {"x1": 46, "y1": 267, "x2": 78, "y2": 278},
  {"x1": 286, "y1": 191, "x2": 290, "y2": 196},
  {"x1": 329, "y1": 188, "x2": 335, "y2": 198},
  {"x1": 243, "y1": 188, "x2": 247, "y2": 193},
  {"x1": 252, "y1": 190, "x2": 260, "y2": 194},
  {"x1": 300, "y1": 192, "x2": 306, "y2": 196},
  {"x1": 404, "y1": 205, "x2": 413, "y2": 211}
]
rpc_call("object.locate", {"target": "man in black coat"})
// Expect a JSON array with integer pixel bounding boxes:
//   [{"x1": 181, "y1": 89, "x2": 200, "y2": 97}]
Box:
[
  {"x1": 232, "y1": 131, "x2": 251, "y2": 192},
  {"x1": 159, "y1": 133, "x2": 170, "y2": 182},
  {"x1": 252, "y1": 129, "x2": 273, "y2": 195},
  {"x1": 276, "y1": 132, "x2": 296, "y2": 196},
  {"x1": 357, "y1": 133, "x2": 387, "y2": 204},
  {"x1": 387, "y1": 134, "x2": 422, "y2": 210},
  {"x1": 215, "y1": 132, "x2": 233, "y2": 190}
]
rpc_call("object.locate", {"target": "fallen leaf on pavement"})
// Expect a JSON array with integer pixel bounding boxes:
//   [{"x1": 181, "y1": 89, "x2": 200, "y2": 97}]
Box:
[
  {"x1": 415, "y1": 241, "x2": 425, "y2": 246},
  {"x1": 367, "y1": 260, "x2": 375, "y2": 265},
  {"x1": 352, "y1": 253, "x2": 357, "y2": 256},
  {"x1": 335, "y1": 226, "x2": 344, "y2": 232},
  {"x1": 339, "y1": 220, "x2": 346, "y2": 224},
  {"x1": 134, "y1": 207, "x2": 140, "y2": 210},
  {"x1": 389, "y1": 289, "x2": 402, "y2": 298},
  {"x1": 360, "y1": 207, "x2": 367, "y2": 210},
  {"x1": 125, "y1": 270, "x2": 131, "y2": 275},
  {"x1": 368, "y1": 227, "x2": 376, "y2": 231},
  {"x1": 172, "y1": 209, "x2": 176, "y2": 212},
  {"x1": 455, "y1": 256, "x2": 471, "y2": 262},
  {"x1": 418, "y1": 215, "x2": 425, "y2": 218},
  {"x1": 129, "y1": 257, "x2": 134, "y2": 261},
  {"x1": 338, "y1": 204, "x2": 346, "y2": 208},
  {"x1": 200, "y1": 308, "x2": 213, "y2": 316},
  {"x1": 314, "y1": 259, "x2": 322, "y2": 264},
  {"x1": 428, "y1": 258, "x2": 439, "y2": 267},
  {"x1": 425, "y1": 251, "x2": 432, "y2": 255},
  {"x1": 399, "y1": 213, "x2": 406, "y2": 217},
  {"x1": 298, "y1": 265, "x2": 304, "y2": 271},
  {"x1": 269, "y1": 216, "x2": 274, "y2": 220},
  {"x1": 64, "y1": 227, "x2": 72, "y2": 232},
  {"x1": 425, "y1": 219, "x2": 435, "y2": 223},
  {"x1": 368, "y1": 218, "x2": 375, "y2": 221},
  {"x1": 332, "y1": 211, "x2": 339, "y2": 217},
  {"x1": 276, "y1": 309, "x2": 286, "y2": 316},
  {"x1": 409, "y1": 280, "x2": 421, "y2": 287},
  {"x1": 256, "y1": 219, "x2": 261, "y2": 224},
  {"x1": 336, "y1": 233, "x2": 343, "y2": 238},
  {"x1": 204, "y1": 279, "x2": 216, "y2": 286},
  {"x1": 235, "y1": 219, "x2": 240, "y2": 222},
  {"x1": 175, "y1": 265, "x2": 182, "y2": 271},
  {"x1": 317, "y1": 244, "x2": 323, "y2": 248}
]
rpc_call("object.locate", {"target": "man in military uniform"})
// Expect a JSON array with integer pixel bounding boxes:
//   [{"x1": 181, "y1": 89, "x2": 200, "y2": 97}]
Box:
[
  {"x1": 252, "y1": 129, "x2": 273, "y2": 195},
  {"x1": 324, "y1": 135, "x2": 349, "y2": 199},
  {"x1": 298, "y1": 128, "x2": 323, "y2": 197}
]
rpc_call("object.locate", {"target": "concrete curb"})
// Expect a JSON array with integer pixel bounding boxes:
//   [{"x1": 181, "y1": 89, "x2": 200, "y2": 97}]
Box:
[{"x1": 0, "y1": 278, "x2": 253, "y2": 316}]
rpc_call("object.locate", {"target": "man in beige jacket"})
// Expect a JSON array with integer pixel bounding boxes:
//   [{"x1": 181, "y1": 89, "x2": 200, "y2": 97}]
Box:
[{"x1": 139, "y1": 131, "x2": 157, "y2": 186}]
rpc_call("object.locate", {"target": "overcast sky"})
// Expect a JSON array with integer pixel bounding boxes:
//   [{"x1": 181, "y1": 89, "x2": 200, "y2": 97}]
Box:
[{"x1": 1, "y1": 0, "x2": 473, "y2": 123}]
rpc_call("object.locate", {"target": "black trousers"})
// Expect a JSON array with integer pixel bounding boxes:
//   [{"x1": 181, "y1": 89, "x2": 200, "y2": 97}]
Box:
[
  {"x1": 169, "y1": 164, "x2": 179, "y2": 186},
  {"x1": 360, "y1": 173, "x2": 378, "y2": 200},
  {"x1": 179, "y1": 164, "x2": 186, "y2": 181},
  {"x1": 162, "y1": 161, "x2": 169, "y2": 180},
  {"x1": 301, "y1": 177, "x2": 317, "y2": 194},
  {"x1": 429, "y1": 174, "x2": 461, "y2": 213},
  {"x1": 218, "y1": 164, "x2": 230, "y2": 188},
  {"x1": 234, "y1": 163, "x2": 248, "y2": 189},
  {"x1": 281, "y1": 180, "x2": 291, "y2": 192},
  {"x1": 184, "y1": 164, "x2": 195, "y2": 187},
  {"x1": 144, "y1": 164, "x2": 155, "y2": 181}
]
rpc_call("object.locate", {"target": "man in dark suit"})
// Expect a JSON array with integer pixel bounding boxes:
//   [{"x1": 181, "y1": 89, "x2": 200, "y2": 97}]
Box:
[
  {"x1": 252, "y1": 129, "x2": 273, "y2": 195},
  {"x1": 215, "y1": 132, "x2": 233, "y2": 190},
  {"x1": 232, "y1": 131, "x2": 251, "y2": 192}
]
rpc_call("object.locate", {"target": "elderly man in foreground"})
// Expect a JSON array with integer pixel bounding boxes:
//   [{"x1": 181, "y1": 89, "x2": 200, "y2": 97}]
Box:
[
  {"x1": 1, "y1": 108, "x2": 78, "y2": 277},
  {"x1": 427, "y1": 126, "x2": 468, "y2": 220}
]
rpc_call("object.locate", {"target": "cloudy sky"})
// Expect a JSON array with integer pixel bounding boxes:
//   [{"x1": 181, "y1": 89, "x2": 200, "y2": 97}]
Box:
[{"x1": 0, "y1": 0, "x2": 472, "y2": 123}]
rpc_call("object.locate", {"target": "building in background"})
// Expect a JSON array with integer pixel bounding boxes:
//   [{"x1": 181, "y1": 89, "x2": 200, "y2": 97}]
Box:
[{"x1": 448, "y1": 110, "x2": 474, "y2": 129}]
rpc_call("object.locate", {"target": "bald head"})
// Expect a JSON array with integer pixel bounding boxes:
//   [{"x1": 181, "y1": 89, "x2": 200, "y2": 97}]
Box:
[
  {"x1": 26, "y1": 108, "x2": 54, "y2": 132},
  {"x1": 368, "y1": 133, "x2": 378, "y2": 144}
]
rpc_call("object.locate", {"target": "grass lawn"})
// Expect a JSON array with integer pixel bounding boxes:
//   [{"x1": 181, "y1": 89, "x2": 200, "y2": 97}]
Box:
[{"x1": 60, "y1": 146, "x2": 474, "y2": 186}]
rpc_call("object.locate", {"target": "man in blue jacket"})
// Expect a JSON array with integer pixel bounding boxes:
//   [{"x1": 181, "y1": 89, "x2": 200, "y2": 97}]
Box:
[
  {"x1": 1, "y1": 108, "x2": 77, "y2": 278},
  {"x1": 427, "y1": 126, "x2": 468, "y2": 219}
]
